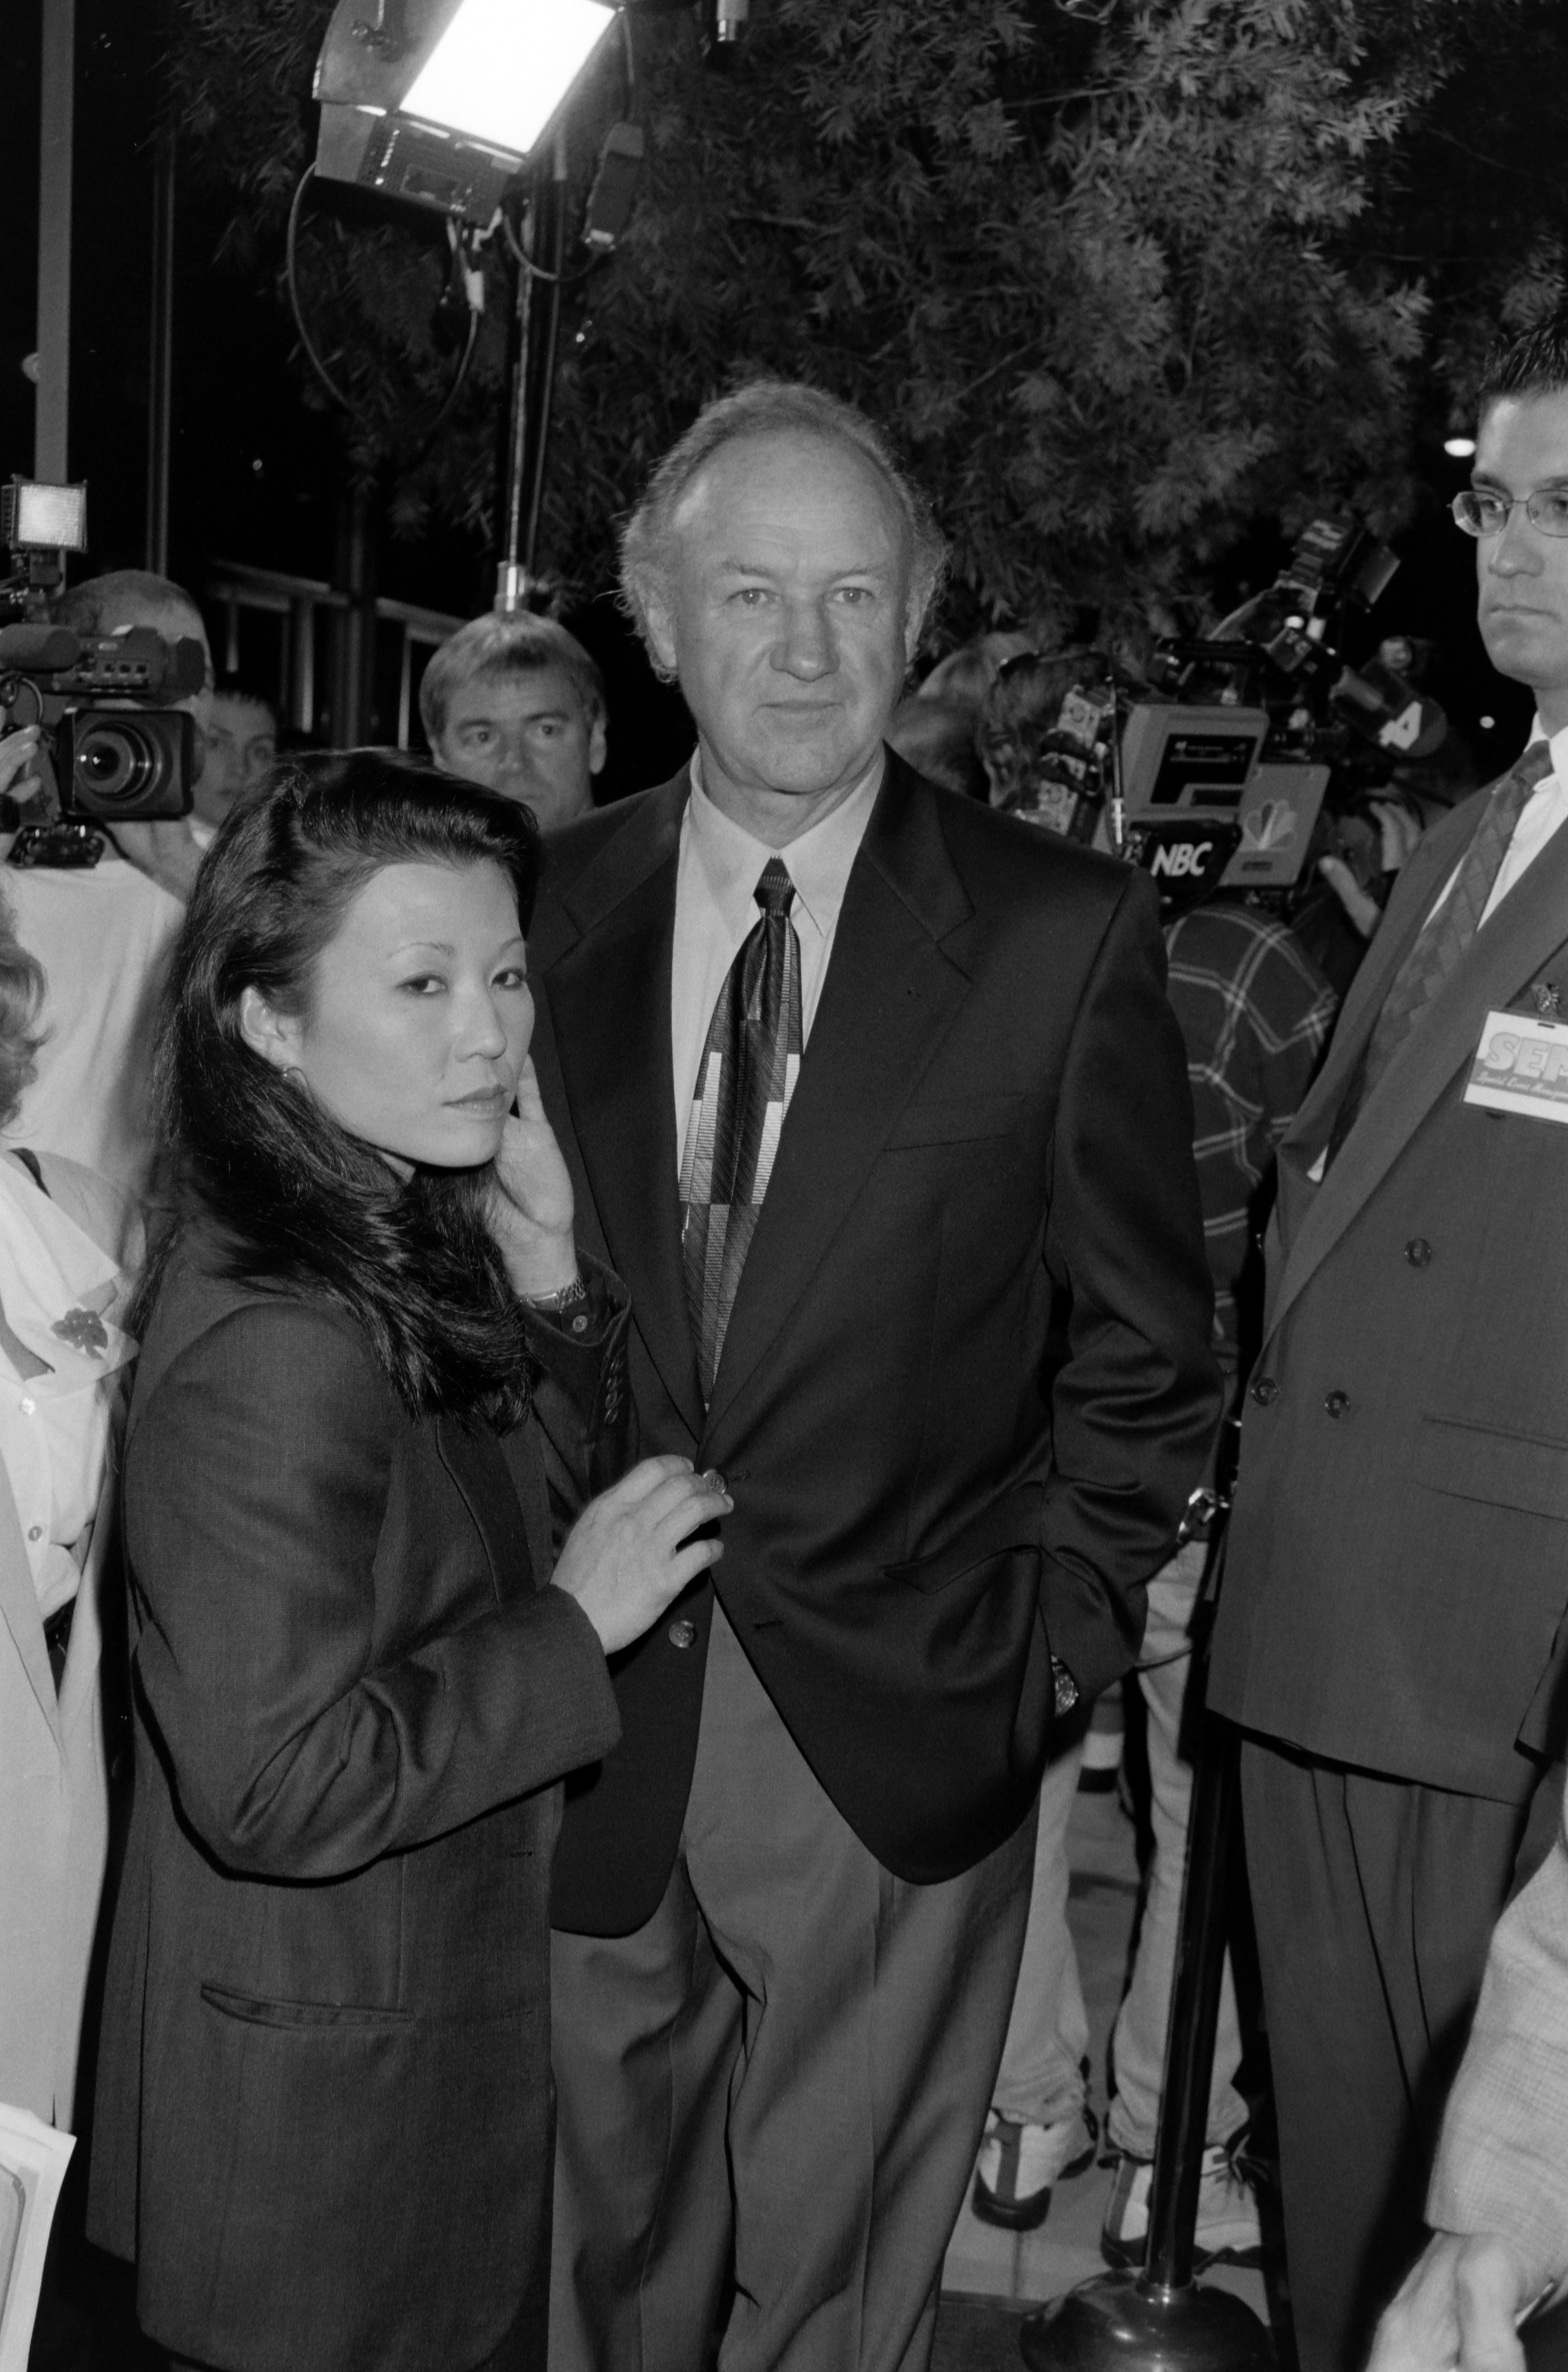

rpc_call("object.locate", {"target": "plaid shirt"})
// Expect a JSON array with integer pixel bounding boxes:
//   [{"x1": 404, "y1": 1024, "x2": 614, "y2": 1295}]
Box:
[{"x1": 1163, "y1": 899, "x2": 1337, "y2": 1388}]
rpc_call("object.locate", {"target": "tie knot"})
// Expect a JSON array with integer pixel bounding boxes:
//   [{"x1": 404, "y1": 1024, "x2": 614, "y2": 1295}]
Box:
[{"x1": 754, "y1": 859, "x2": 795, "y2": 918}]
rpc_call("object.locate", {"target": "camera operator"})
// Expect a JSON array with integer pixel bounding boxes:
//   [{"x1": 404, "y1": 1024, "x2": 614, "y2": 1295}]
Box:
[{"x1": 2, "y1": 571, "x2": 212, "y2": 1205}]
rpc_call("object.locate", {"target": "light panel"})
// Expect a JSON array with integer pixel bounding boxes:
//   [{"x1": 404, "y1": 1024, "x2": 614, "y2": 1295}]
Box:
[{"x1": 403, "y1": 0, "x2": 616, "y2": 160}]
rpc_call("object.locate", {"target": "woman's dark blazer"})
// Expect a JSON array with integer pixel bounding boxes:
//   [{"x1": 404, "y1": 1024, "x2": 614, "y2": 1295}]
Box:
[{"x1": 87, "y1": 1234, "x2": 623, "y2": 2372}]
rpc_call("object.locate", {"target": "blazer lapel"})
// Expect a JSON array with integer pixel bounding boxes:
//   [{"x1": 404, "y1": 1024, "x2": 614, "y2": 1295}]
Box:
[
  {"x1": 541, "y1": 777, "x2": 705, "y2": 1440},
  {"x1": 704, "y1": 758, "x2": 975, "y2": 1442},
  {"x1": 1269, "y1": 789, "x2": 1568, "y2": 1343},
  {"x1": 0, "y1": 1443, "x2": 59, "y2": 1745}
]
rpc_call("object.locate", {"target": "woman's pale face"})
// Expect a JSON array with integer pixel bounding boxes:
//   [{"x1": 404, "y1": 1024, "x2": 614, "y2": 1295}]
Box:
[{"x1": 252, "y1": 859, "x2": 532, "y2": 1170}]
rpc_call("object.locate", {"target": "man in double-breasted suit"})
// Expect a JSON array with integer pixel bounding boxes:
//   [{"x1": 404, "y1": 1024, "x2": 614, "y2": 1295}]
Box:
[
  {"x1": 1211, "y1": 312, "x2": 1568, "y2": 2372},
  {"x1": 528, "y1": 382, "x2": 1219, "y2": 2372}
]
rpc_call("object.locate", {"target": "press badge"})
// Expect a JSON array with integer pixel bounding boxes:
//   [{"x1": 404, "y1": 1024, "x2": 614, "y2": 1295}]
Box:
[{"x1": 1465, "y1": 1009, "x2": 1568, "y2": 1123}]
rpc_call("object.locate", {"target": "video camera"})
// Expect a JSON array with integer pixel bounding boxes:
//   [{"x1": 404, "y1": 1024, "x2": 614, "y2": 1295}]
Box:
[
  {"x1": 0, "y1": 479, "x2": 201, "y2": 866},
  {"x1": 1118, "y1": 517, "x2": 1446, "y2": 914},
  {"x1": 993, "y1": 519, "x2": 1447, "y2": 919}
]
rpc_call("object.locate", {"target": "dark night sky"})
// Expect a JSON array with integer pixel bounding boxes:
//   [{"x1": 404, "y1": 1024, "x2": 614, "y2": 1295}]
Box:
[{"x1": 2, "y1": 0, "x2": 1537, "y2": 780}]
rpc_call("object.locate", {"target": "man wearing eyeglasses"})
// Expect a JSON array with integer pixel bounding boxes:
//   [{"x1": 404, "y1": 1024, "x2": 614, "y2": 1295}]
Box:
[{"x1": 1208, "y1": 309, "x2": 1568, "y2": 2372}]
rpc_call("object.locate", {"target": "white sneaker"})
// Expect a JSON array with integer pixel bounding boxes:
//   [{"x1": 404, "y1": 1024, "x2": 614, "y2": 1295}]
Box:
[
  {"x1": 1100, "y1": 2142, "x2": 1263, "y2": 2268},
  {"x1": 972, "y1": 2104, "x2": 1098, "y2": 2231}
]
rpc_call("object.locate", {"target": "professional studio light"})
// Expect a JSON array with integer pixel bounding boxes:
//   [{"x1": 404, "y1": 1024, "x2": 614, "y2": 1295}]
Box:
[{"x1": 314, "y1": 0, "x2": 618, "y2": 221}]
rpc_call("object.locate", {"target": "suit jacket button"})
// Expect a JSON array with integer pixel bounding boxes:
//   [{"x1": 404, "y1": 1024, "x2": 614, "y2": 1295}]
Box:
[
  {"x1": 668, "y1": 1619, "x2": 698, "y2": 1650},
  {"x1": 1251, "y1": 1377, "x2": 1279, "y2": 1406},
  {"x1": 1404, "y1": 1239, "x2": 1433, "y2": 1268},
  {"x1": 1324, "y1": 1389, "x2": 1350, "y2": 1417}
]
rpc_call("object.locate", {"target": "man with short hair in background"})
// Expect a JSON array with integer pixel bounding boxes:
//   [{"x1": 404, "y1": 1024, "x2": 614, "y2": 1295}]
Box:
[
  {"x1": 191, "y1": 681, "x2": 278, "y2": 841},
  {"x1": 528, "y1": 379, "x2": 1220, "y2": 2372},
  {"x1": 3, "y1": 570, "x2": 211, "y2": 1205},
  {"x1": 421, "y1": 611, "x2": 607, "y2": 829}
]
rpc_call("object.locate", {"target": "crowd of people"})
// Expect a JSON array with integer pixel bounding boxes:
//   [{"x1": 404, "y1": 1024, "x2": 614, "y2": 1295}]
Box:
[{"x1": 2, "y1": 312, "x2": 1568, "y2": 2372}]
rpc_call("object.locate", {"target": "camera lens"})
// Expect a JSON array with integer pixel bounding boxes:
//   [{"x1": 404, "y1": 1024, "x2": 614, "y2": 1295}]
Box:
[{"x1": 72, "y1": 718, "x2": 167, "y2": 809}]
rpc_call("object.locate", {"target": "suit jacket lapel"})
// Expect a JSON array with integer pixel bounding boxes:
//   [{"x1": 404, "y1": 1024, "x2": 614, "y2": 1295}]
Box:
[
  {"x1": 1269, "y1": 788, "x2": 1568, "y2": 1343},
  {"x1": 0, "y1": 1442, "x2": 59, "y2": 1745},
  {"x1": 704, "y1": 758, "x2": 975, "y2": 1441},
  {"x1": 540, "y1": 776, "x2": 705, "y2": 1439},
  {"x1": 1287, "y1": 799, "x2": 1479, "y2": 1162}
]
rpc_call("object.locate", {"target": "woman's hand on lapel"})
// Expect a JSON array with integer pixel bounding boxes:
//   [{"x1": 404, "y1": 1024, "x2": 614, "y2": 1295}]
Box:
[{"x1": 486, "y1": 1056, "x2": 579, "y2": 1300}]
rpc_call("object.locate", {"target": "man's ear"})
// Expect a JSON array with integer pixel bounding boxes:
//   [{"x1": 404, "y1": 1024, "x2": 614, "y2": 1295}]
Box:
[
  {"x1": 588, "y1": 714, "x2": 608, "y2": 777},
  {"x1": 238, "y1": 984, "x2": 303, "y2": 1074},
  {"x1": 903, "y1": 573, "x2": 931, "y2": 667},
  {"x1": 635, "y1": 573, "x2": 680, "y2": 680}
]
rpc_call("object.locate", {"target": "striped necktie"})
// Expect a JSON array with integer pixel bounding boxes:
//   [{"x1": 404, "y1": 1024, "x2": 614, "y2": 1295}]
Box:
[
  {"x1": 1326, "y1": 741, "x2": 1554, "y2": 1163},
  {"x1": 680, "y1": 860, "x2": 803, "y2": 1400}
]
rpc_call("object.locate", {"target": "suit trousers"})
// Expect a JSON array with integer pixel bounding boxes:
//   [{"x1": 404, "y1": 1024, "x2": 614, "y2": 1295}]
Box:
[
  {"x1": 549, "y1": 1603, "x2": 1036, "y2": 2372},
  {"x1": 1239, "y1": 1736, "x2": 1558, "y2": 2372}
]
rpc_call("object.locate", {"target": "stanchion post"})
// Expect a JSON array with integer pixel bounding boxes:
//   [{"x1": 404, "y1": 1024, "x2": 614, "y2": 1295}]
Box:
[{"x1": 1018, "y1": 1714, "x2": 1273, "y2": 2372}]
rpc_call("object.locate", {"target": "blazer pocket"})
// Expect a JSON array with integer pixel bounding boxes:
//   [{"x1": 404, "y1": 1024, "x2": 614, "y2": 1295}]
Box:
[
  {"x1": 887, "y1": 1482, "x2": 1045, "y2": 1595},
  {"x1": 1415, "y1": 1416, "x2": 1568, "y2": 1521},
  {"x1": 884, "y1": 1093, "x2": 1024, "y2": 1149},
  {"x1": 199, "y1": 1983, "x2": 414, "y2": 2030}
]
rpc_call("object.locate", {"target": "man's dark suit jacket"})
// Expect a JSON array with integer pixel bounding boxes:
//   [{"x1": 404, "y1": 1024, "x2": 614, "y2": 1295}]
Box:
[
  {"x1": 1212, "y1": 768, "x2": 1568, "y2": 1805},
  {"x1": 87, "y1": 1236, "x2": 622, "y2": 2372},
  {"x1": 530, "y1": 753, "x2": 1220, "y2": 1935}
]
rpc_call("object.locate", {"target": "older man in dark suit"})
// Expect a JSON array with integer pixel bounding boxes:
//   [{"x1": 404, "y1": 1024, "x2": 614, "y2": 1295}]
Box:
[
  {"x1": 1211, "y1": 310, "x2": 1568, "y2": 2372},
  {"x1": 528, "y1": 380, "x2": 1218, "y2": 2372}
]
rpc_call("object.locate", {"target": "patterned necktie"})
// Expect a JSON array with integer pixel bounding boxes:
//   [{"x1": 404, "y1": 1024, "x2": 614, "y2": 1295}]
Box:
[
  {"x1": 680, "y1": 860, "x2": 803, "y2": 1399},
  {"x1": 1326, "y1": 741, "x2": 1554, "y2": 1163}
]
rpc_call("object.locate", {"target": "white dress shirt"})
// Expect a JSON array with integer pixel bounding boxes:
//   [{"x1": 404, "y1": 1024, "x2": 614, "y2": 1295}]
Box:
[{"x1": 670, "y1": 753, "x2": 883, "y2": 1171}]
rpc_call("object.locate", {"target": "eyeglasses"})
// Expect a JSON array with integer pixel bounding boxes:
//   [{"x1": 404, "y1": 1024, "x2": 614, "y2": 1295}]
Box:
[{"x1": 1451, "y1": 487, "x2": 1568, "y2": 539}]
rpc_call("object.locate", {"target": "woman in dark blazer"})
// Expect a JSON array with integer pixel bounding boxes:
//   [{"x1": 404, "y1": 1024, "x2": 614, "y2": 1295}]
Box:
[{"x1": 87, "y1": 752, "x2": 729, "y2": 2372}]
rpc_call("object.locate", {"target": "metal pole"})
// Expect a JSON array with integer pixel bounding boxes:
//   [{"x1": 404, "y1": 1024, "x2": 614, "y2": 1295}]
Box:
[
  {"x1": 288, "y1": 595, "x2": 316, "y2": 736},
  {"x1": 145, "y1": 123, "x2": 177, "y2": 574},
  {"x1": 1141, "y1": 1719, "x2": 1240, "y2": 2291},
  {"x1": 327, "y1": 488, "x2": 375, "y2": 745},
  {"x1": 522, "y1": 123, "x2": 569, "y2": 580},
  {"x1": 35, "y1": 0, "x2": 76, "y2": 484},
  {"x1": 1019, "y1": 1715, "x2": 1273, "y2": 2372},
  {"x1": 494, "y1": 191, "x2": 536, "y2": 616}
]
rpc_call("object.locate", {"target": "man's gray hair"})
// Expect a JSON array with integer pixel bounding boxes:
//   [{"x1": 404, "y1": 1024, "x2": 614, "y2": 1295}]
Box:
[{"x1": 619, "y1": 381, "x2": 948, "y2": 671}]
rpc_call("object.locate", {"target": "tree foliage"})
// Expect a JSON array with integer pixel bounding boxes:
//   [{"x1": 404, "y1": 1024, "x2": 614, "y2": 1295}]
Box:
[{"x1": 169, "y1": 0, "x2": 1562, "y2": 643}]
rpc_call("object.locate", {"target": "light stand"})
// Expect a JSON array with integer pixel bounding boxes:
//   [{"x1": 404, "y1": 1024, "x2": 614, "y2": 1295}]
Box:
[
  {"x1": 495, "y1": 128, "x2": 569, "y2": 617},
  {"x1": 1020, "y1": 1717, "x2": 1274, "y2": 2372}
]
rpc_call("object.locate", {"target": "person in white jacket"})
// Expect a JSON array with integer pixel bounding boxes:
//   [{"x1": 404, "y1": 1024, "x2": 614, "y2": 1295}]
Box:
[
  {"x1": 0, "y1": 881, "x2": 140, "y2": 2136},
  {"x1": 1369, "y1": 1770, "x2": 1568, "y2": 2372}
]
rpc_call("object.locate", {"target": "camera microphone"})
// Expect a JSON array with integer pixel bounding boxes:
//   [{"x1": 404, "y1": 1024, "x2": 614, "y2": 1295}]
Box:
[
  {"x1": 0, "y1": 623, "x2": 78, "y2": 671},
  {"x1": 1332, "y1": 659, "x2": 1448, "y2": 761}
]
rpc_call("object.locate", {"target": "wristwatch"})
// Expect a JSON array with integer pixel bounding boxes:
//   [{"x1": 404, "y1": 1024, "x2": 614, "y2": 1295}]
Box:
[
  {"x1": 526, "y1": 1272, "x2": 587, "y2": 1314},
  {"x1": 1051, "y1": 1656, "x2": 1079, "y2": 1717}
]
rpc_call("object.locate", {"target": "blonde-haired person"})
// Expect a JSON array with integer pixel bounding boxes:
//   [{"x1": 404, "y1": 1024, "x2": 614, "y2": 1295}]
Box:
[
  {"x1": 421, "y1": 612, "x2": 608, "y2": 830},
  {"x1": 0, "y1": 873, "x2": 141, "y2": 2144}
]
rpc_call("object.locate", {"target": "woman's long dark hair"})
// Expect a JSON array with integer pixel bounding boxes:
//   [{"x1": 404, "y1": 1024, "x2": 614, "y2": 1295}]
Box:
[{"x1": 140, "y1": 750, "x2": 544, "y2": 1429}]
